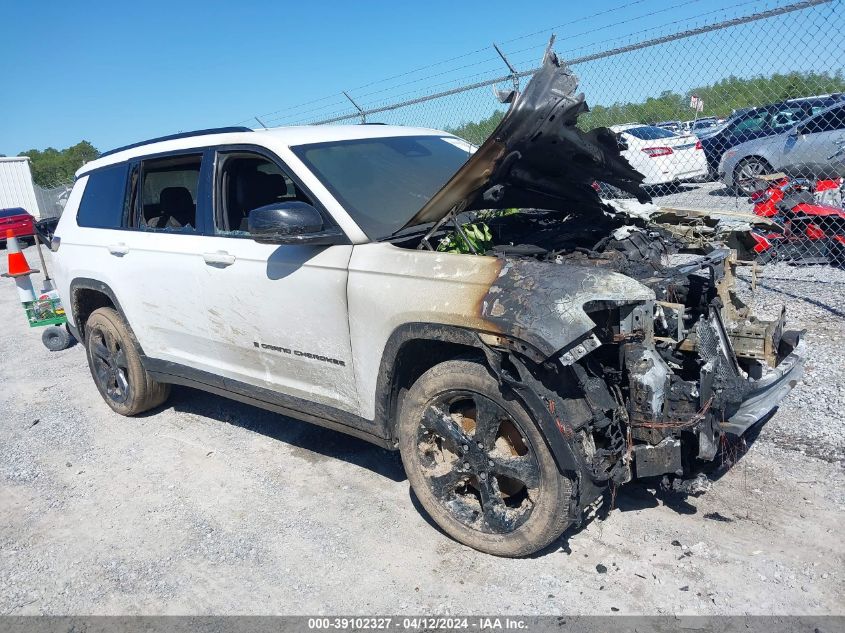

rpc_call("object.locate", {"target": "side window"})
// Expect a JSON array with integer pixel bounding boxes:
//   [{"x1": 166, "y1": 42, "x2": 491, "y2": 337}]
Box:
[
  {"x1": 76, "y1": 163, "x2": 129, "y2": 229},
  {"x1": 214, "y1": 151, "x2": 314, "y2": 235},
  {"x1": 135, "y1": 154, "x2": 203, "y2": 232},
  {"x1": 799, "y1": 108, "x2": 845, "y2": 135},
  {"x1": 770, "y1": 106, "x2": 811, "y2": 132},
  {"x1": 731, "y1": 113, "x2": 768, "y2": 136}
]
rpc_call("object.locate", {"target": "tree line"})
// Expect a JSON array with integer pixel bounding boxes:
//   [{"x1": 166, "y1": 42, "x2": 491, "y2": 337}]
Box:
[
  {"x1": 11, "y1": 71, "x2": 845, "y2": 185},
  {"x1": 14, "y1": 141, "x2": 100, "y2": 187},
  {"x1": 448, "y1": 70, "x2": 845, "y2": 144}
]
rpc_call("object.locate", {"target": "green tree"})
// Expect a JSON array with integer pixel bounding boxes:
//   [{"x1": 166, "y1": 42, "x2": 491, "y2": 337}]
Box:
[
  {"x1": 447, "y1": 110, "x2": 505, "y2": 145},
  {"x1": 449, "y1": 70, "x2": 845, "y2": 142},
  {"x1": 579, "y1": 70, "x2": 845, "y2": 131},
  {"x1": 19, "y1": 141, "x2": 99, "y2": 186}
]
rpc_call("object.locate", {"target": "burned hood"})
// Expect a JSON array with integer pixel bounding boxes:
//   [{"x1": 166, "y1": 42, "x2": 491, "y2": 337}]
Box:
[{"x1": 399, "y1": 43, "x2": 649, "y2": 232}]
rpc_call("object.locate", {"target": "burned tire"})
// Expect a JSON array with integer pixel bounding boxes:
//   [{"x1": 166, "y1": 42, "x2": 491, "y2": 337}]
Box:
[
  {"x1": 398, "y1": 359, "x2": 574, "y2": 557},
  {"x1": 84, "y1": 307, "x2": 170, "y2": 416}
]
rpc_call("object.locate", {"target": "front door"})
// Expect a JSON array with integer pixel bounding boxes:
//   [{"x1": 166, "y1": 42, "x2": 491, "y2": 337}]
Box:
[{"x1": 192, "y1": 148, "x2": 359, "y2": 416}]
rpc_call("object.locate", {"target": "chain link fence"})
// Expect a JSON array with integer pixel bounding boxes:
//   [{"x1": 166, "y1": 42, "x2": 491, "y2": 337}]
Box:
[
  {"x1": 262, "y1": 0, "x2": 844, "y2": 266},
  {"x1": 34, "y1": 181, "x2": 73, "y2": 219}
]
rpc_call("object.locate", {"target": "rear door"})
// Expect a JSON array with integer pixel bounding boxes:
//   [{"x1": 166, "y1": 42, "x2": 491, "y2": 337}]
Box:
[
  {"x1": 188, "y1": 146, "x2": 360, "y2": 416},
  {"x1": 110, "y1": 151, "x2": 223, "y2": 369},
  {"x1": 788, "y1": 106, "x2": 845, "y2": 174}
]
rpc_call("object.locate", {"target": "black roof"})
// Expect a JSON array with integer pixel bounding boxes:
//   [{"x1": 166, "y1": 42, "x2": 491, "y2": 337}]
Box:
[{"x1": 99, "y1": 127, "x2": 253, "y2": 158}]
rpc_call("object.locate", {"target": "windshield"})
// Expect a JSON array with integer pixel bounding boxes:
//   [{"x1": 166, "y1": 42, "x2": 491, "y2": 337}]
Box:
[
  {"x1": 292, "y1": 135, "x2": 472, "y2": 239},
  {"x1": 624, "y1": 126, "x2": 677, "y2": 140}
]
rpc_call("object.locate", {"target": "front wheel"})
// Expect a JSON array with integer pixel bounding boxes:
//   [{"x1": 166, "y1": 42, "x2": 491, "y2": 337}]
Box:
[
  {"x1": 733, "y1": 157, "x2": 772, "y2": 195},
  {"x1": 398, "y1": 359, "x2": 575, "y2": 557},
  {"x1": 84, "y1": 307, "x2": 170, "y2": 415}
]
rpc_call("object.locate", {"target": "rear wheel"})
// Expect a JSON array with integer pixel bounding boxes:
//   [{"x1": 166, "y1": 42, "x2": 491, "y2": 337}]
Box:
[
  {"x1": 84, "y1": 307, "x2": 170, "y2": 415},
  {"x1": 398, "y1": 359, "x2": 574, "y2": 557}
]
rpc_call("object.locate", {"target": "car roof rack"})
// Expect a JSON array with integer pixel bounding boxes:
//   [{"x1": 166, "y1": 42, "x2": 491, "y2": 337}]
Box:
[{"x1": 99, "y1": 127, "x2": 254, "y2": 158}]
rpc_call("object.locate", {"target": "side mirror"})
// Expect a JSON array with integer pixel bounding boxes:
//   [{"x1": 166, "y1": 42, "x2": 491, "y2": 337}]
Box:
[{"x1": 248, "y1": 202, "x2": 344, "y2": 245}]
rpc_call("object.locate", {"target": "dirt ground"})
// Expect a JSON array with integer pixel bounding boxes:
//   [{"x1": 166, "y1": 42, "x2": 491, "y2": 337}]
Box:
[{"x1": 0, "y1": 243, "x2": 843, "y2": 616}]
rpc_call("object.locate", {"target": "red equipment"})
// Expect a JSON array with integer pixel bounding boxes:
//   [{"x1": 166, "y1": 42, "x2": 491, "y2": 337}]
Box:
[
  {"x1": 747, "y1": 174, "x2": 845, "y2": 265},
  {"x1": 0, "y1": 208, "x2": 35, "y2": 244}
]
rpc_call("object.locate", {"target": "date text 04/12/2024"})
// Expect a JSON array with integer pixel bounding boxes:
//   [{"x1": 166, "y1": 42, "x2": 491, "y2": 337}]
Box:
[{"x1": 307, "y1": 617, "x2": 529, "y2": 630}]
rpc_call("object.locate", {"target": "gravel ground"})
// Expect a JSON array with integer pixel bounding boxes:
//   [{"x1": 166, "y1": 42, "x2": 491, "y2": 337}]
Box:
[
  {"x1": 0, "y1": 244, "x2": 843, "y2": 616},
  {"x1": 649, "y1": 180, "x2": 755, "y2": 214}
]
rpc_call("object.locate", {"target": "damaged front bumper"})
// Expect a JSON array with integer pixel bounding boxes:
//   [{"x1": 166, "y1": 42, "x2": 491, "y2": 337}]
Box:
[
  {"x1": 723, "y1": 332, "x2": 806, "y2": 435},
  {"x1": 588, "y1": 249, "x2": 807, "y2": 480}
]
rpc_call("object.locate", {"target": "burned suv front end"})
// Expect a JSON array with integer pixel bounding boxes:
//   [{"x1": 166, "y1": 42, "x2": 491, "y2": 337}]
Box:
[
  {"x1": 583, "y1": 247, "x2": 805, "y2": 482},
  {"x1": 391, "y1": 42, "x2": 806, "y2": 502}
]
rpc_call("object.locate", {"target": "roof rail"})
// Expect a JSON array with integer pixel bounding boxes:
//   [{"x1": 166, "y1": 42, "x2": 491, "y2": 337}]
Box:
[{"x1": 99, "y1": 127, "x2": 253, "y2": 158}]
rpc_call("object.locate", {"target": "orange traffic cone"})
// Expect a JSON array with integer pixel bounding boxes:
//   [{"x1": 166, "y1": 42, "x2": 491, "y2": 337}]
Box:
[
  {"x1": 2, "y1": 229, "x2": 39, "y2": 303},
  {"x1": 4, "y1": 230, "x2": 35, "y2": 277}
]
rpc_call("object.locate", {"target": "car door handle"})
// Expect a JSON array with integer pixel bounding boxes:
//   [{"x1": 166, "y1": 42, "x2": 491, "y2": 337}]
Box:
[
  {"x1": 107, "y1": 243, "x2": 129, "y2": 256},
  {"x1": 203, "y1": 251, "x2": 236, "y2": 267}
]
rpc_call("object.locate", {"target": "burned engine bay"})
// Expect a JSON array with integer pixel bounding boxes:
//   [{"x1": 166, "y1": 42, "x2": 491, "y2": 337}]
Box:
[
  {"x1": 395, "y1": 207, "x2": 806, "y2": 492},
  {"x1": 383, "y1": 44, "x2": 805, "y2": 499}
]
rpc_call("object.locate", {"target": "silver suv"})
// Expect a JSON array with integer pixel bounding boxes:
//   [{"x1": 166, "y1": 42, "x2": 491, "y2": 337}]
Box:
[
  {"x1": 720, "y1": 102, "x2": 845, "y2": 192},
  {"x1": 51, "y1": 50, "x2": 806, "y2": 557}
]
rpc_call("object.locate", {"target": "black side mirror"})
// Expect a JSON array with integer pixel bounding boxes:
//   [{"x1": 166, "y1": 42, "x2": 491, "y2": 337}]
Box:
[{"x1": 248, "y1": 202, "x2": 344, "y2": 245}]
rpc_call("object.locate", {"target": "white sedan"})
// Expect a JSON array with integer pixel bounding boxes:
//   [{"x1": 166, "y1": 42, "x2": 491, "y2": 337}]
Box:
[{"x1": 611, "y1": 124, "x2": 710, "y2": 186}]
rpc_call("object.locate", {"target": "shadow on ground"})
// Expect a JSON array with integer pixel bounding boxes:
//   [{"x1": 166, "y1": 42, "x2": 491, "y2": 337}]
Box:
[{"x1": 162, "y1": 385, "x2": 407, "y2": 483}]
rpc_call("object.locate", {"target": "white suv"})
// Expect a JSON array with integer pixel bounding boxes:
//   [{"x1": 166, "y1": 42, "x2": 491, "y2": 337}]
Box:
[{"x1": 51, "y1": 50, "x2": 805, "y2": 557}]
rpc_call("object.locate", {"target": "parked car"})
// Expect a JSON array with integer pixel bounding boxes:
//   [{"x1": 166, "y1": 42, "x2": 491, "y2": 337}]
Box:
[
  {"x1": 611, "y1": 124, "x2": 709, "y2": 186},
  {"x1": 689, "y1": 117, "x2": 722, "y2": 135},
  {"x1": 700, "y1": 95, "x2": 845, "y2": 175},
  {"x1": 0, "y1": 207, "x2": 35, "y2": 247},
  {"x1": 50, "y1": 51, "x2": 805, "y2": 557},
  {"x1": 654, "y1": 120, "x2": 683, "y2": 134},
  {"x1": 719, "y1": 102, "x2": 845, "y2": 193}
]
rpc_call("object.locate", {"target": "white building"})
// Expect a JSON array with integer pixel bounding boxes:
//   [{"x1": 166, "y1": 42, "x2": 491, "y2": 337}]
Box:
[{"x1": 0, "y1": 156, "x2": 42, "y2": 219}]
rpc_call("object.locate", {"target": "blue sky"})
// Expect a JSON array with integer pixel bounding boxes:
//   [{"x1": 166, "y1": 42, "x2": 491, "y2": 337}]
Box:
[{"x1": 0, "y1": 0, "x2": 836, "y2": 156}]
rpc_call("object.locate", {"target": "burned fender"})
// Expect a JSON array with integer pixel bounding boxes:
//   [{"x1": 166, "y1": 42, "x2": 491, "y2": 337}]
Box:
[{"x1": 480, "y1": 258, "x2": 654, "y2": 360}]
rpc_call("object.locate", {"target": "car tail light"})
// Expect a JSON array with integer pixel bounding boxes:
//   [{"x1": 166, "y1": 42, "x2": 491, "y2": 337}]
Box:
[
  {"x1": 833, "y1": 235, "x2": 845, "y2": 245},
  {"x1": 695, "y1": 140, "x2": 702, "y2": 150},
  {"x1": 642, "y1": 147, "x2": 673, "y2": 158}
]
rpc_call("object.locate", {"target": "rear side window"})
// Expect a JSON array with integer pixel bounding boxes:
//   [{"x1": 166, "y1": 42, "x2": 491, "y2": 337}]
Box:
[
  {"x1": 800, "y1": 107, "x2": 845, "y2": 134},
  {"x1": 136, "y1": 154, "x2": 203, "y2": 232},
  {"x1": 77, "y1": 164, "x2": 129, "y2": 229},
  {"x1": 731, "y1": 112, "x2": 768, "y2": 135}
]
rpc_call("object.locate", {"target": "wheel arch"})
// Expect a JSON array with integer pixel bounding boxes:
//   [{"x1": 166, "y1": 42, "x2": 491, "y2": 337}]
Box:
[
  {"x1": 372, "y1": 323, "x2": 594, "y2": 488},
  {"x1": 732, "y1": 153, "x2": 773, "y2": 181},
  {"x1": 373, "y1": 323, "x2": 489, "y2": 442},
  {"x1": 68, "y1": 278, "x2": 139, "y2": 350}
]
